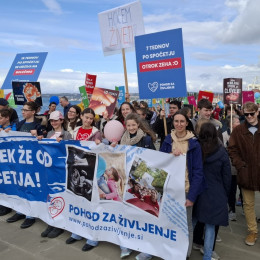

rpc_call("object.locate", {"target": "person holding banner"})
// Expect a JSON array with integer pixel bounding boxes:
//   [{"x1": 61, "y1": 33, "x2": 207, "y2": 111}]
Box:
[
  {"x1": 6, "y1": 101, "x2": 44, "y2": 229},
  {"x1": 160, "y1": 110, "x2": 204, "y2": 259},
  {"x1": 0, "y1": 98, "x2": 19, "y2": 125},
  {"x1": 72, "y1": 108, "x2": 101, "y2": 142},
  {"x1": 67, "y1": 108, "x2": 102, "y2": 251},
  {"x1": 0, "y1": 108, "x2": 16, "y2": 216},
  {"x1": 41, "y1": 111, "x2": 72, "y2": 238},
  {"x1": 119, "y1": 112, "x2": 156, "y2": 259},
  {"x1": 228, "y1": 102, "x2": 260, "y2": 246}
]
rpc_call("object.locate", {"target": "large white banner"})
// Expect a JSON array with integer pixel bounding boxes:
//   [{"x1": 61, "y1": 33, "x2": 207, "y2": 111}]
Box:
[
  {"x1": 98, "y1": 1, "x2": 145, "y2": 56},
  {"x1": 0, "y1": 134, "x2": 188, "y2": 259}
]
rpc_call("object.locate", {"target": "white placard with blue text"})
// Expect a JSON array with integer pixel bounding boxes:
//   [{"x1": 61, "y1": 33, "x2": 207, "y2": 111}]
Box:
[{"x1": 135, "y1": 29, "x2": 187, "y2": 99}]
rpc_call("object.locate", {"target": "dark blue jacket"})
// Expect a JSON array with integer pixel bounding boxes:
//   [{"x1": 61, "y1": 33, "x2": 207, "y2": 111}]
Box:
[
  {"x1": 193, "y1": 145, "x2": 231, "y2": 226},
  {"x1": 16, "y1": 118, "x2": 44, "y2": 136},
  {"x1": 160, "y1": 134, "x2": 205, "y2": 203}
]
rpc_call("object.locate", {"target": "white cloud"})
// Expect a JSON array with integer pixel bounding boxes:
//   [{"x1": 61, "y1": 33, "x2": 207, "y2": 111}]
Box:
[
  {"x1": 41, "y1": 0, "x2": 63, "y2": 15},
  {"x1": 60, "y1": 69, "x2": 74, "y2": 73},
  {"x1": 220, "y1": 0, "x2": 260, "y2": 44}
]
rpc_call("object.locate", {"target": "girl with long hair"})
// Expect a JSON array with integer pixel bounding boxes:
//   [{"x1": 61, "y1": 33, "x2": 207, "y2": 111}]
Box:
[
  {"x1": 120, "y1": 113, "x2": 156, "y2": 149},
  {"x1": 193, "y1": 122, "x2": 231, "y2": 260},
  {"x1": 64, "y1": 105, "x2": 82, "y2": 135},
  {"x1": 119, "y1": 113, "x2": 156, "y2": 260}
]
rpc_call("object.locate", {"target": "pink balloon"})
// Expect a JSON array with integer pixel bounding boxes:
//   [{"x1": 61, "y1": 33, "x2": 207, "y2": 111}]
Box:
[{"x1": 104, "y1": 120, "x2": 125, "y2": 142}]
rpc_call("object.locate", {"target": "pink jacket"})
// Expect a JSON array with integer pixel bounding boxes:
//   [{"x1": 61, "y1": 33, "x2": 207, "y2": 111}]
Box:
[{"x1": 105, "y1": 179, "x2": 122, "y2": 201}]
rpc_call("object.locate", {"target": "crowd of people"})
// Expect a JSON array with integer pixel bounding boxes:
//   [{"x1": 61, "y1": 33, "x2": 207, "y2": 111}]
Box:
[{"x1": 0, "y1": 95, "x2": 260, "y2": 260}]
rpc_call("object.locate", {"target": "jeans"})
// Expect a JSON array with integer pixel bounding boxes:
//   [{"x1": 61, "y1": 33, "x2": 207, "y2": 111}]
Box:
[{"x1": 203, "y1": 224, "x2": 215, "y2": 260}]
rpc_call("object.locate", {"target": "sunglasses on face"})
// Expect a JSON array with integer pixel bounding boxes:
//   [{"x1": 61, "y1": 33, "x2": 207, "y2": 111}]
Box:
[{"x1": 244, "y1": 112, "x2": 255, "y2": 117}]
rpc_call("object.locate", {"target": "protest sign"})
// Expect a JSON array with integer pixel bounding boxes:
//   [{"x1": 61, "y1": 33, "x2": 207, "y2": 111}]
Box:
[
  {"x1": 89, "y1": 87, "x2": 119, "y2": 118},
  {"x1": 12, "y1": 81, "x2": 42, "y2": 106},
  {"x1": 242, "y1": 91, "x2": 254, "y2": 104},
  {"x1": 187, "y1": 96, "x2": 196, "y2": 107},
  {"x1": 79, "y1": 85, "x2": 89, "y2": 108},
  {"x1": 197, "y1": 91, "x2": 214, "y2": 103},
  {"x1": 1, "y1": 52, "x2": 48, "y2": 90},
  {"x1": 0, "y1": 134, "x2": 188, "y2": 260},
  {"x1": 135, "y1": 28, "x2": 187, "y2": 99},
  {"x1": 223, "y1": 78, "x2": 242, "y2": 105},
  {"x1": 85, "y1": 73, "x2": 97, "y2": 95},
  {"x1": 115, "y1": 86, "x2": 125, "y2": 106},
  {"x1": 98, "y1": 1, "x2": 145, "y2": 56}
]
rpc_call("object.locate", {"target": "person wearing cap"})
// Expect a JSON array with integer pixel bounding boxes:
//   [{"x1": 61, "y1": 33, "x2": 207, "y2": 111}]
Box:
[
  {"x1": 46, "y1": 111, "x2": 72, "y2": 141},
  {"x1": 41, "y1": 110, "x2": 72, "y2": 238},
  {"x1": 0, "y1": 98, "x2": 19, "y2": 125}
]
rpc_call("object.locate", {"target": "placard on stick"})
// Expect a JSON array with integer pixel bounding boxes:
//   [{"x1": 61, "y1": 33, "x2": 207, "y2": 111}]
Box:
[
  {"x1": 89, "y1": 87, "x2": 119, "y2": 118},
  {"x1": 12, "y1": 81, "x2": 42, "y2": 106}
]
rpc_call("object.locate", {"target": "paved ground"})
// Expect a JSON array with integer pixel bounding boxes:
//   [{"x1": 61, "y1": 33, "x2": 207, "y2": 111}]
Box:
[{"x1": 0, "y1": 193, "x2": 260, "y2": 260}]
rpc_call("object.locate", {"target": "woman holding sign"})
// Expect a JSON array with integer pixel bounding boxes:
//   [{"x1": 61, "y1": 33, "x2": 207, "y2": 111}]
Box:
[{"x1": 160, "y1": 110, "x2": 205, "y2": 259}]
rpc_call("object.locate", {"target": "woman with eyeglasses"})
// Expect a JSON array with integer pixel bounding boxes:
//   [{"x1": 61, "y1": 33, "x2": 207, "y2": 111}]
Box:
[
  {"x1": 6, "y1": 101, "x2": 45, "y2": 229},
  {"x1": 64, "y1": 105, "x2": 82, "y2": 136}
]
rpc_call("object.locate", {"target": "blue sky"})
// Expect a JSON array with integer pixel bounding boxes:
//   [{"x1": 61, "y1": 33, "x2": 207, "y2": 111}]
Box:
[{"x1": 0, "y1": 0, "x2": 260, "y2": 94}]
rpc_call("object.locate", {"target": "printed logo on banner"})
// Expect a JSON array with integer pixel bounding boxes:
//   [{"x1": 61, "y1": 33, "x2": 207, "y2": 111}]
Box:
[
  {"x1": 49, "y1": 197, "x2": 65, "y2": 218},
  {"x1": 148, "y1": 82, "x2": 158, "y2": 92}
]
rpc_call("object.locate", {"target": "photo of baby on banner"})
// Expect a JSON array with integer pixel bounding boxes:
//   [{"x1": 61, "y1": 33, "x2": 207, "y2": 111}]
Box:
[
  {"x1": 124, "y1": 156, "x2": 168, "y2": 218},
  {"x1": 96, "y1": 153, "x2": 126, "y2": 202},
  {"x1": 66, "y1": 146, "x2": 96, "y2": 201}
]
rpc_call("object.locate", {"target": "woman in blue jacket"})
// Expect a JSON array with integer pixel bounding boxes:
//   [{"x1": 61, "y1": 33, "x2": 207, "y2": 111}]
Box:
[
  {"x1": 160, "y1": 110, "x2": 205, "y2": 259},
  {"x1": 193, "y1": 122, "x2": 231, "y2": 260}
]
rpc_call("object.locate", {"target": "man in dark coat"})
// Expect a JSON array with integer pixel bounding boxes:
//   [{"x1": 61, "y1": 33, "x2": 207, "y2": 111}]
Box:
[{"x1": 229, "y1": 102, "x2": 260, "y2": 246}]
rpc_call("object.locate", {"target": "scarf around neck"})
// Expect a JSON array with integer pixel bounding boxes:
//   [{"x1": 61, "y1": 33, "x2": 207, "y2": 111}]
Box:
[{"x1": 120, "y1": 128, "x2": 145, "y2": 146}]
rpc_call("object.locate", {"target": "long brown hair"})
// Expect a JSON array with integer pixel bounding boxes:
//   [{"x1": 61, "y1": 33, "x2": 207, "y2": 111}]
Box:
[
  {"x1": 198, "y1": 122, "x2": 219, "y2": 161},
  {"x1": 125, "y1": 113, "x2": 156, "y2": 142}
]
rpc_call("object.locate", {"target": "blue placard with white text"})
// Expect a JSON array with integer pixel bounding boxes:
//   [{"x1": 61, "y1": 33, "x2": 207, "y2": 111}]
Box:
[
  {"x1": 135, "y1": 29, "x2": 187, "y2": 99},
  {"x1": 1, "y1": 52, "x2": 48, "y2": 90}
]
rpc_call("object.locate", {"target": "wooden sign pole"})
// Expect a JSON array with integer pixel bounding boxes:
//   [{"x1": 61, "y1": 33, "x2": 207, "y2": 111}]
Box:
[
  {"x1": 122, "y1": 48, "x2": 130, "y2": 102},
  {"x1": 161, "y1": 98, "x2": 168, "y2": 137}
]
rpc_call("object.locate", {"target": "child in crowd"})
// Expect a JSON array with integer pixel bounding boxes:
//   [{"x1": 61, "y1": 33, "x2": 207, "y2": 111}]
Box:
[
  {"x1": 66, "y1": 108, "x2": 102, "y2": 251},
  {"x1": 41, "y1": 111, "x2": 72, "y2": 239},
  {"x1": 73, "y1": 108, "x2": 101, "y2": 142},
  {"x1": 120, "y1": 113, "x2": 156, "y2": 260},
  {"x1": 6, "y1": 101, "x2": 45, "y2": 229},
  {"x1": 0, "y1": 108, "x2": 15, "y2": 216},
  {"x1": 64, "y1": 105, "x2": 82, "y2": 136},
  {"x1": 0, "y1": 108, "x2": 16, "y2": 132}
]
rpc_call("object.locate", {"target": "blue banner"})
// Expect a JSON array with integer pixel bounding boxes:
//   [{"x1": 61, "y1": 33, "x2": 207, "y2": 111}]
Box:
[
  {"x1": 1, "y1": 52, "x2": 48, "y2": 89},
  {"x1": 115, "y1": 86, "x2": 125, "y2": 106},
  {"x1": 135, "y1": 29, "x2": 187, "y2": 99}
]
